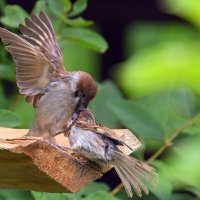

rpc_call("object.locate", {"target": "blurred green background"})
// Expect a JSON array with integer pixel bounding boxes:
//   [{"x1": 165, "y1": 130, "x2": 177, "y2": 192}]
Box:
[{"x1": 0, "y1": 0, "x2": 200, "y2": 199}]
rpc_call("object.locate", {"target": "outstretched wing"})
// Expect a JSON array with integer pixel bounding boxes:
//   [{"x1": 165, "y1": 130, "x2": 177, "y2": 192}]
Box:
[
  {"x1": 0, "y1": 11, "x2": 65, "y2": 106},
  {"x1": 19, "y1": 11, "x2": 65, "y2": 73}
]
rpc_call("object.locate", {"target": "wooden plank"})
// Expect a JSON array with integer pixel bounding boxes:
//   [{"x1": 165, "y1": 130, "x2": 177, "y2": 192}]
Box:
[{"x1": 0, "y1": 127, "x2": 141, "y2": 192}]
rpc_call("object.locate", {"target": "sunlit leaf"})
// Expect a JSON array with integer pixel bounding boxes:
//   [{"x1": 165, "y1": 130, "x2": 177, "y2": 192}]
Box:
[
  {"x1": 162, "y1": 0, "x2": 200, "y2": 28},
  {"x1": 109, "y1": 100, "x2": 164, "y2": 139},
  {"x1": 0, "y1": 5, "x2": 28, "y2": 28},
  {"x1": 69, "y1": 0, "x2": 88, "y2": 17},
  {"x1": 61, "y1": 27, "x2": 108, "y2": 53},
  {"x1": 91, "y1": 81, "x2": 123, "y2": 128},
  {"x1": 0, "y1": 109, "x2": 22, "y2": 128},
  {"x1": 118, "y1": 41, "x2": 200, "y2": 97},
  {"x1": 124, "y1": 22, "x2": 199, "y2": 56}
]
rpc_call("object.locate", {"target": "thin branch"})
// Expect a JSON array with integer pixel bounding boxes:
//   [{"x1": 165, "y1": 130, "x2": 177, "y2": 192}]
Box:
[{"x1": 111, "y1": 113, "x2": 200, "y2": 196}]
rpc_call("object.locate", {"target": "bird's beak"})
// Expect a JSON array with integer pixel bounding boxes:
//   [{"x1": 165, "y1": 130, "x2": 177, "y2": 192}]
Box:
[
  {"x1": 80, "y1": 99, "x2": 88, "y2": 109},
  {"x1": 75, "y1": 99, "x2": 88, "y2": 113}
]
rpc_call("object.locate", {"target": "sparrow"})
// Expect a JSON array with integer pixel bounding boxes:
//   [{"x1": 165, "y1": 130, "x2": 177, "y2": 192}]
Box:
[
  {"x1": 65, "y1": 109, "x2": 157, "y2": 198},
  {"x1": 0, "y1": 11, "x2": 97, "y2": 143}
]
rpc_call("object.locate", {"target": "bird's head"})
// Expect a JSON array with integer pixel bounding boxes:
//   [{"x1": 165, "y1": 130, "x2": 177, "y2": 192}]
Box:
[{"x1": 74, "y1": 72, "x2": 97, "y2": 111}]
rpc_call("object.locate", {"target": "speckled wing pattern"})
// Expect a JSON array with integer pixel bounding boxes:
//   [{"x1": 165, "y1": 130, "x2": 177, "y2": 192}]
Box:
[
  {"x1": 0, "y1": 11, "x2": 65, "y2": 106},
  {"x1": 75, "y1": 110, "x2": 134, "y2": 150}
]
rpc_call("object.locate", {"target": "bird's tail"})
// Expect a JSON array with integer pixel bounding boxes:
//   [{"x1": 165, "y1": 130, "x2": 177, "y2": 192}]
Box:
[{"x1": 112, "y1": 151, "x2": 157, "y2": 198}]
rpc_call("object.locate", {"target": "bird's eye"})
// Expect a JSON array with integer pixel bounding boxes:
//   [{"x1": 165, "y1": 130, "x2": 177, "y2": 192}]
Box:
[
  {"x1": 82, "y1": 93, "x2": 86, "y2": 98},
  {"x1": 74, "y1": 91, "x2": 79, "y2": 98}
]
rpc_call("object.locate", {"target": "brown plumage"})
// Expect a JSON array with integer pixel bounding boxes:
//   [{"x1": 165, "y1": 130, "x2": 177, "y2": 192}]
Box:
[
  {"x1": 0, "y1": 11, "x2": 97, "y2": 141},
  {"x1": 67, "y1": 109, "x2": 157, "y2": 198}
]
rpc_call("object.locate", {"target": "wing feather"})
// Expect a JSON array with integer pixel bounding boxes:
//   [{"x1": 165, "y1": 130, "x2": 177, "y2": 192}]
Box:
[
  {"x1": 0, "y1": 27, "x2": 54, "y2": 105},
  {"x1": 20, "y1": 11, "x2": 64, "y2": 73},
  {"x1": 0, "y1": 11, "x2": 66, "y2": 107},
  {"x1": 76, "y1": 118, "x2": 133, "y2": 150}
]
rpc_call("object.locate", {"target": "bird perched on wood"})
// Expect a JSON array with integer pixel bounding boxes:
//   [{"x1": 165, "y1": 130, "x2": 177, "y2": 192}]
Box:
[
  {"x1": 65, "y1": 109, "x2": 157, "y2": 198},
  {"x1": 0, "y1": 11, "x2": 97, "y2": 143}
]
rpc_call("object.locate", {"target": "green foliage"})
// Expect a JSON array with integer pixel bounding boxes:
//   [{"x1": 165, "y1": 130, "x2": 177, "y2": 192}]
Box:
[
  {"x1": 0, "y1": 189, "x2": 34, "y2": 200},
  {"x1": 61, "y1": 28, "x2": 108, "y2": 53},
  {"x1": 162, "y1": 0, "x2": 200, "y2": 28},
  {"x1": 109, "y1": 100, "x2": 164, "y2": 139},
  {"x1": 0, "y1": 0, "x2": 200, "y2": 200},
  {"x1": 0, "y1": 63, "x2": 15, "y2": 81},
  {"x1": 0, "y1": 5, "x2": 28, "y2": 28},
  {"x1": 91, "y1": 81, "x2": 123, "y2": 128},
  {"x1": 0, "y1": 109, "x2": 22, "y2": 128},
  {"x1": 69, "y1": 0, "x2": 88, "y2": 17}
]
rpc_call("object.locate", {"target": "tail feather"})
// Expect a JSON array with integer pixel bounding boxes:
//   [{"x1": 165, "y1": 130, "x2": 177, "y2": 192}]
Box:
[
  {"x1": 112, "y1": 150, "x2": 157, "y2": 197},
  {"x1": 118, "y1": 165, "x2": 143, "y2": 197},
  {"x1": 115, "y1": 165, "x2": 132, "y2": 197},
  {"x1": 123, "y1": 165, "x2": 149, "y2": 195},
  {"x1": 124, "y1": 154, "x2": 156, "y2": 184}
]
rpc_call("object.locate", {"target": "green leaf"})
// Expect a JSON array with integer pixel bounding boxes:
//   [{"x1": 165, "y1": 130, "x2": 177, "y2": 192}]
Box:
[
  {"x1": 124, "y1": 22, "x2": 199, "y2": 56},
  {"x1": 164, "y1": 135, "x2": 200, "y2": 188},
  {"x1": 83, "y1": 191, "x2": 119, "y2": 200},
  {"x1": 77, "y1": 182, "x2": 110, "y2": 196},
  {"x1": 64, "y1": 17, "x2": 93, "y2": 27},
  {"x1": 60, "y1": 40, "x2": 100, "y2": 79},
  {"x1": 32, "y1": 0, "x2": 48, "y2": 14},
  {"x1": 31, "y1": 192, "x2": 66, "y2": 200},
  {"x1": 91, "y1": 81, "x2": 123, "y2": 128},
  {"x1": 118, "y1": 41, "x2": 200, "y2": 97},
  {"x1": 162, "y1": 0, "x2": 200, "y2": 28},
  {"x1": 61, "y1": 27, "x2": 108, "y2": 53},
  {"x1": 170, "y1": 88, "x2": 198, "y2": 118},
  {"x1": 64, "y1": 182, "x2": 110, "y2": 199},
  {"x1": 0, "y1": 63, "x2": 15, "y2": 81},
  {"x1": 69, "y1": 0, "x2": 88, "y2": 17},
  {"x1": 11, "y1": 96, "x2": 34, "y2": 128},
  {"x1": 150, "y1": 178, "x2": 172, "y2": 200},
  {"x1": 0, "y1": 5, "x2": 28, "y2": 28},
  {"x1": 0, "y1": 109, "x2": 22, "y2": 128},
  {"x1": 109, "y1": 100, "x2": 164, "y2": 139},
  {"x1": 0, "y1": 189, "x2": 34, "y2": 200},
  {"x1": 47, "y1": 0, "x2": 72, "y2": 16},
  {"x1": 137, "y1": 92, "x2": 187, "y2": 136}
]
